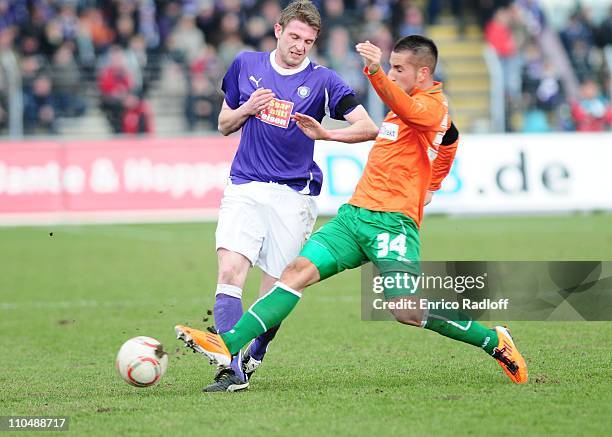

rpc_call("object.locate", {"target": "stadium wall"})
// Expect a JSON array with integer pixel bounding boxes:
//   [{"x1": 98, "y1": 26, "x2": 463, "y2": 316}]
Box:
[{"x1": 0, "y1": 133, "x2": 611, "y2": 225}]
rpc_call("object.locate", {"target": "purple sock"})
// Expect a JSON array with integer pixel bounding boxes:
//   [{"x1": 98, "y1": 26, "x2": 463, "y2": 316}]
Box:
[
  {"x1": 248, "y1": 324, "x2": 281, "y2": 361},
  {"x1": 213, "y1": 293, "x2": 243, "y2": 334}
]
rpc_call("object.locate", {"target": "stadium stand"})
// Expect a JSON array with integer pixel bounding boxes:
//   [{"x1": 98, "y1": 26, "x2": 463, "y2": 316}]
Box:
[{"x1": 0, "y1": 0, "x2": 609, "y2": 138}]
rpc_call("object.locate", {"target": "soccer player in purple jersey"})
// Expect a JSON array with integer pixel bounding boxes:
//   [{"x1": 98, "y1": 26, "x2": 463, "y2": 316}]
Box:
[{"x1": 204, "y1": 0, "x2": 378, "y2": 391}]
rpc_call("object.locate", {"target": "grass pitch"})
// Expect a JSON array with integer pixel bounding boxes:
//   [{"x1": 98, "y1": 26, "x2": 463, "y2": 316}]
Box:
[{"x1": 1, "y1": 213, "x2": 612, "y2": 435}]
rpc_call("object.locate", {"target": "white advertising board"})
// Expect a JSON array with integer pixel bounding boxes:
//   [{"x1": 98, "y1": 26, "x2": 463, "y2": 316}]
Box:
[{"x1": 314, "y1": 133, "x2": 612, "y2": 215}]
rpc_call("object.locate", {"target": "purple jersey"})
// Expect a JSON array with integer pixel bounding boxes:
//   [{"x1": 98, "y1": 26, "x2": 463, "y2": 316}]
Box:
[{"x1": 221, "y1": 50, "x2": 357, "y2": 196}]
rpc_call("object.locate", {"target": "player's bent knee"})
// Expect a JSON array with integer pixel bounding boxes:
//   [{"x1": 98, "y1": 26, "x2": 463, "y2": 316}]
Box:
[
  {"x1": 390, "y1": 307, "x2": 423, "y2": 327},
  {"x1": 280, "y1": 257, "x2": 320, "y2": 292},
  {"x1": 217, "y1": 249, "x2": 251, "y2": 285}
]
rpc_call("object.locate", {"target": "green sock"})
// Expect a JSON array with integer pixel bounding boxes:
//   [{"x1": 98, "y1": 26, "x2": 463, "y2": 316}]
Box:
[
  {"x1": 424, "y1": 310, "x2": 498, "y2": 355},
  {"x1": 221, "y1": 283, "x2": 301, "y2": 355}
]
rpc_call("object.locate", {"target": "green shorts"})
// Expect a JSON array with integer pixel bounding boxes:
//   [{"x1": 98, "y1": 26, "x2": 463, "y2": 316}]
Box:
[{"x1": 300, "y1": 204, "x2": 421, "y2": 298}]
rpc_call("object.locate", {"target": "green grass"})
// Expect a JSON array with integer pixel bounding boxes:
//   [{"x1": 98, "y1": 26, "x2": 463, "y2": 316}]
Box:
[{"x1": 1, "y1": 214, "x2": 612, "y2": 435}]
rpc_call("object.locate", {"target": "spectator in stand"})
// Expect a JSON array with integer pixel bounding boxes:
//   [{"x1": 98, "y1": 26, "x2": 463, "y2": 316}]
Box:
[
  {"x1": 115, "y1": 13, "x2": 136, "y2": 49},
  {"x1": 41, "y1": 18, "x2": 65, "y2": 57},
  {"x1": 522, "y1": 45, "x2": 565, "y2": 133},
  {"x1": 508, "y1": 2, "x2": 530, "y2": 51},
  {"x1": 397, "y1": 3, "x2": 426, "y2": 37},
  {"x1": 23, "y1": 73, "x2": 58, "y2": 134},
  {"x1": 185, "y1": 73, "x2": 219, "y2": 131},
  {"x1": 515, "y1": 0, "x2": 546, "y2": 36},
  {"x1": 0, "y1": 0, "x2": 28, "y2": 33},
  {"x1": 244, "y1": 15, "x2": 271, "y2": 48},
  {"x1": 427, "y1": 0, "x2": 466, "y2": 35},
  {"x1": 158, "y1": 1, "x2": 182, "y2": 44},
  {"x1": 485, "y1": 6, "x2": 522, "y2": 130},
  {"x1": 560, "y1": 10, "x2": 595, "y2": 56},
  {"x1": 79, "y1": 7, "x2": 115, "y2": 54},
  {"x1": 20, "y1": 53, "x2": 45, "y2": 95},
  {"x1": 124, "y1": 34, "x2": 151, "y2": 95},
  {"x1": 168, "y1": 13, "x2": 206, "y2": 65},
  {"x1": 325, "y1": 26, "x2": 367, "y2": 101},
  {"x1": 596, "y1": 6, "x2": 612, "y2": 48},
  {"x1": 560, "y1": 9, "x2": 598, "y2": 82},
  {"x1": 136, "y1": 0, "x2": 160, "y2": 52},
  {"x1": 98, "y1": 45, "x2": 134, "y2": 133},
  {"x1": 570, "y1": 79, "x2": 612, "y2": 132},
  {"x1": 320, "y1": 0, "x2": 356, "y2": 42},
  {"x1": 258, "y1": 34, "x2": 277, "y2": 52},
  {"x1": 259, "y1": 0, "x2": 282, "y2": 30},
  {"x1": 57, "y1": 2, "x2": 79, "y2": 42},
  {"x1": 185, "y1": 45, "x2": 223, "y2": 131},
  {"x1": 122, "y1": 92, "x2": 153, "y2": 134},
  {"x1": 50, "y1": 42, "x2": 86, "y2": 117},
  {"x1": 217, "y1": 32, "x2": 247, "y2": 67},
  {"x1": 360, "y1": 3, "x2": 387, "y2": 41},
  {"x1": 0, "y1": 66, "x2": 7, "y2": 133}
]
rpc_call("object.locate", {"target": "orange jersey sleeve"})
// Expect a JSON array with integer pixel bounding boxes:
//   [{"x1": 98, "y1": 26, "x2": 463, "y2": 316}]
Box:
[
  {"x1": 429, "y1": 138, "x2": 458, "y2": 191},
  {"x1": 364, "y1": 67, "x2": 448, "y2": 131},
  {"x1": 348, "y1": 68, "x2": 450, "y2": 227}
]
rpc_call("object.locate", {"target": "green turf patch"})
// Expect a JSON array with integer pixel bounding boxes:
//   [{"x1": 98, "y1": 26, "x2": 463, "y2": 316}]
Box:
[{"x1": 1, "y1": 214, "x2": 611, "y2": 435}]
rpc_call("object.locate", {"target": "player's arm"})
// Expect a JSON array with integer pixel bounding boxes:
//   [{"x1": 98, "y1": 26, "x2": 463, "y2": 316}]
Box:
[
  {"x1": 293, "y1": 104, "x2": 378, "y2": 143},
  {"x1": 356, "y1": 42, "x2": 446, "y2": 129},
  {"x1": 426, "y1": 122, "x2": 459, "y2": 205},
  {"x1": 218, "y1": 89, "x2": 275, "y2": 136},
  {"x1": 328, "y1": 104, "x2": 379, "y2": 142}
]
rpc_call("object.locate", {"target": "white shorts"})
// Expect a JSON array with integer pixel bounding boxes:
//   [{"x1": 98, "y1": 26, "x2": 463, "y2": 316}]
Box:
[{"x1": 215, "y1": 181, "x2": 318, "y2": 278}]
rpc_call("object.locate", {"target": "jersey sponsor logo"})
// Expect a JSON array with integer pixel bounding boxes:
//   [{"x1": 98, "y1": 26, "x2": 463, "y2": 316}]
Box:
[
  {"x1": 256, "y1": 98, "x2": 294, "y2": 129},
  {"x1": 249, "y1": 75, "x2": 263, "y2": 87},
  {"x1": 297, "y1": 86, "x2": 311, "y2": 98},
  {"x1": 378, "y1": 122, "x2": 399, "y2": 141}
]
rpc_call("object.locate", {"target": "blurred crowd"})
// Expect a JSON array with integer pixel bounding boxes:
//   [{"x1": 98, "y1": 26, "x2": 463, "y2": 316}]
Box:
[
  {"x1": 485, "y1": 0, "x2": 611, "y2": 132},
  {"x1": 0, "y1": 0, "x2": 610, "y2": 136}
]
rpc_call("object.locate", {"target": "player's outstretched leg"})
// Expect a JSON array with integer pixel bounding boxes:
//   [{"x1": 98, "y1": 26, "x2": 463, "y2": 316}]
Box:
[
  {"x1": 389, "y1": 299, "x2": 527, "y2": 384},
  {"x1": 176, "y1": 257, "x2": 320, "y2": 390},
  {"x1": 238, "y1": 272, "x2": 287, "y2": 382}
]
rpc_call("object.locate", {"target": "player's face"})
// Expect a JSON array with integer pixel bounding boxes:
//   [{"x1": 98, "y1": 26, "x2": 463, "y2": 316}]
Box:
[
  {"x1": 387, "y1": 51, "x2": 428, "y2": 94},
  {"x1": 274, "y1": 19, "x2": 318, "y2": 68}
]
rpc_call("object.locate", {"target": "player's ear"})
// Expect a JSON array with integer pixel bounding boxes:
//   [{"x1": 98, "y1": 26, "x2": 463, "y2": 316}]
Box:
[
  {"x1": 274, "y1": 23, "x2": 283, "y2": 39},
  {"x1": 417, "y1": 66, "x2": 429, "y2": 82}
]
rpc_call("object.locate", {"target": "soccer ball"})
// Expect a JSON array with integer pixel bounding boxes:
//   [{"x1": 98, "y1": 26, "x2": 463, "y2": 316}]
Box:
[{"x1": 116, "y1": 336, "x2": 168, "y2": 387}]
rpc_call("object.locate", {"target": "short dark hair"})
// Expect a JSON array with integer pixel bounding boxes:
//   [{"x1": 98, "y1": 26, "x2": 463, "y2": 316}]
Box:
[
  {"x1": 279, "y1": 0, "x2": 321, "y2": 35},
  {"x1": 393, "y1": 35, "x2": 438, "y2": 73}
]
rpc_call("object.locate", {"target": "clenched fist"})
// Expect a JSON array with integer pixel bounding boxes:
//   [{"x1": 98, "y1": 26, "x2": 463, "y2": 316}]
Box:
[{"x1": 355, "y1": 41, "x2": 382, "y2": 74}]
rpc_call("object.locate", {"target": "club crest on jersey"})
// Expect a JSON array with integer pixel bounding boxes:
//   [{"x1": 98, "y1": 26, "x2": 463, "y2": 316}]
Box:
[
  {"x1": 378, "y1": 122, "x2": 399, "y2": 141},
  {"x1": 297, "y1": 86, "x2": 311, "y2": 98}
]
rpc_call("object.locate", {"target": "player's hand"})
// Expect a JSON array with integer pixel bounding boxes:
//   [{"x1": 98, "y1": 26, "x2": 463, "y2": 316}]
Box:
[
  {"x1": 242, "y1": 88, "x2": 275, "y2": 116},
  {"x1": 293, "y1": 112, "x2": 329, "y2": 140},
  {"x1": 355, "y1": 41, "x2": 382, "y2": 74},
  {"x1": 424, "y1": 191, "x2": 434, "y2": 206}
]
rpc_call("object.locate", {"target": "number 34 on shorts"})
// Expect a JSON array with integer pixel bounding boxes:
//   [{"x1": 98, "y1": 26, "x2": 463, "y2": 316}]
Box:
[{"x1": 376, "y1": 232, "x2": 409, "y2": 260}]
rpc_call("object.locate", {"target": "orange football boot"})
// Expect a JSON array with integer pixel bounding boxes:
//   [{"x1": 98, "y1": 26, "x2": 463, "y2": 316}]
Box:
[
  {"x1": 492, "y1": 326, "x2": 528, "y2": 384},
  {"x1": 175, "y1": 325, "x2": 232, "y2": 367}
]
